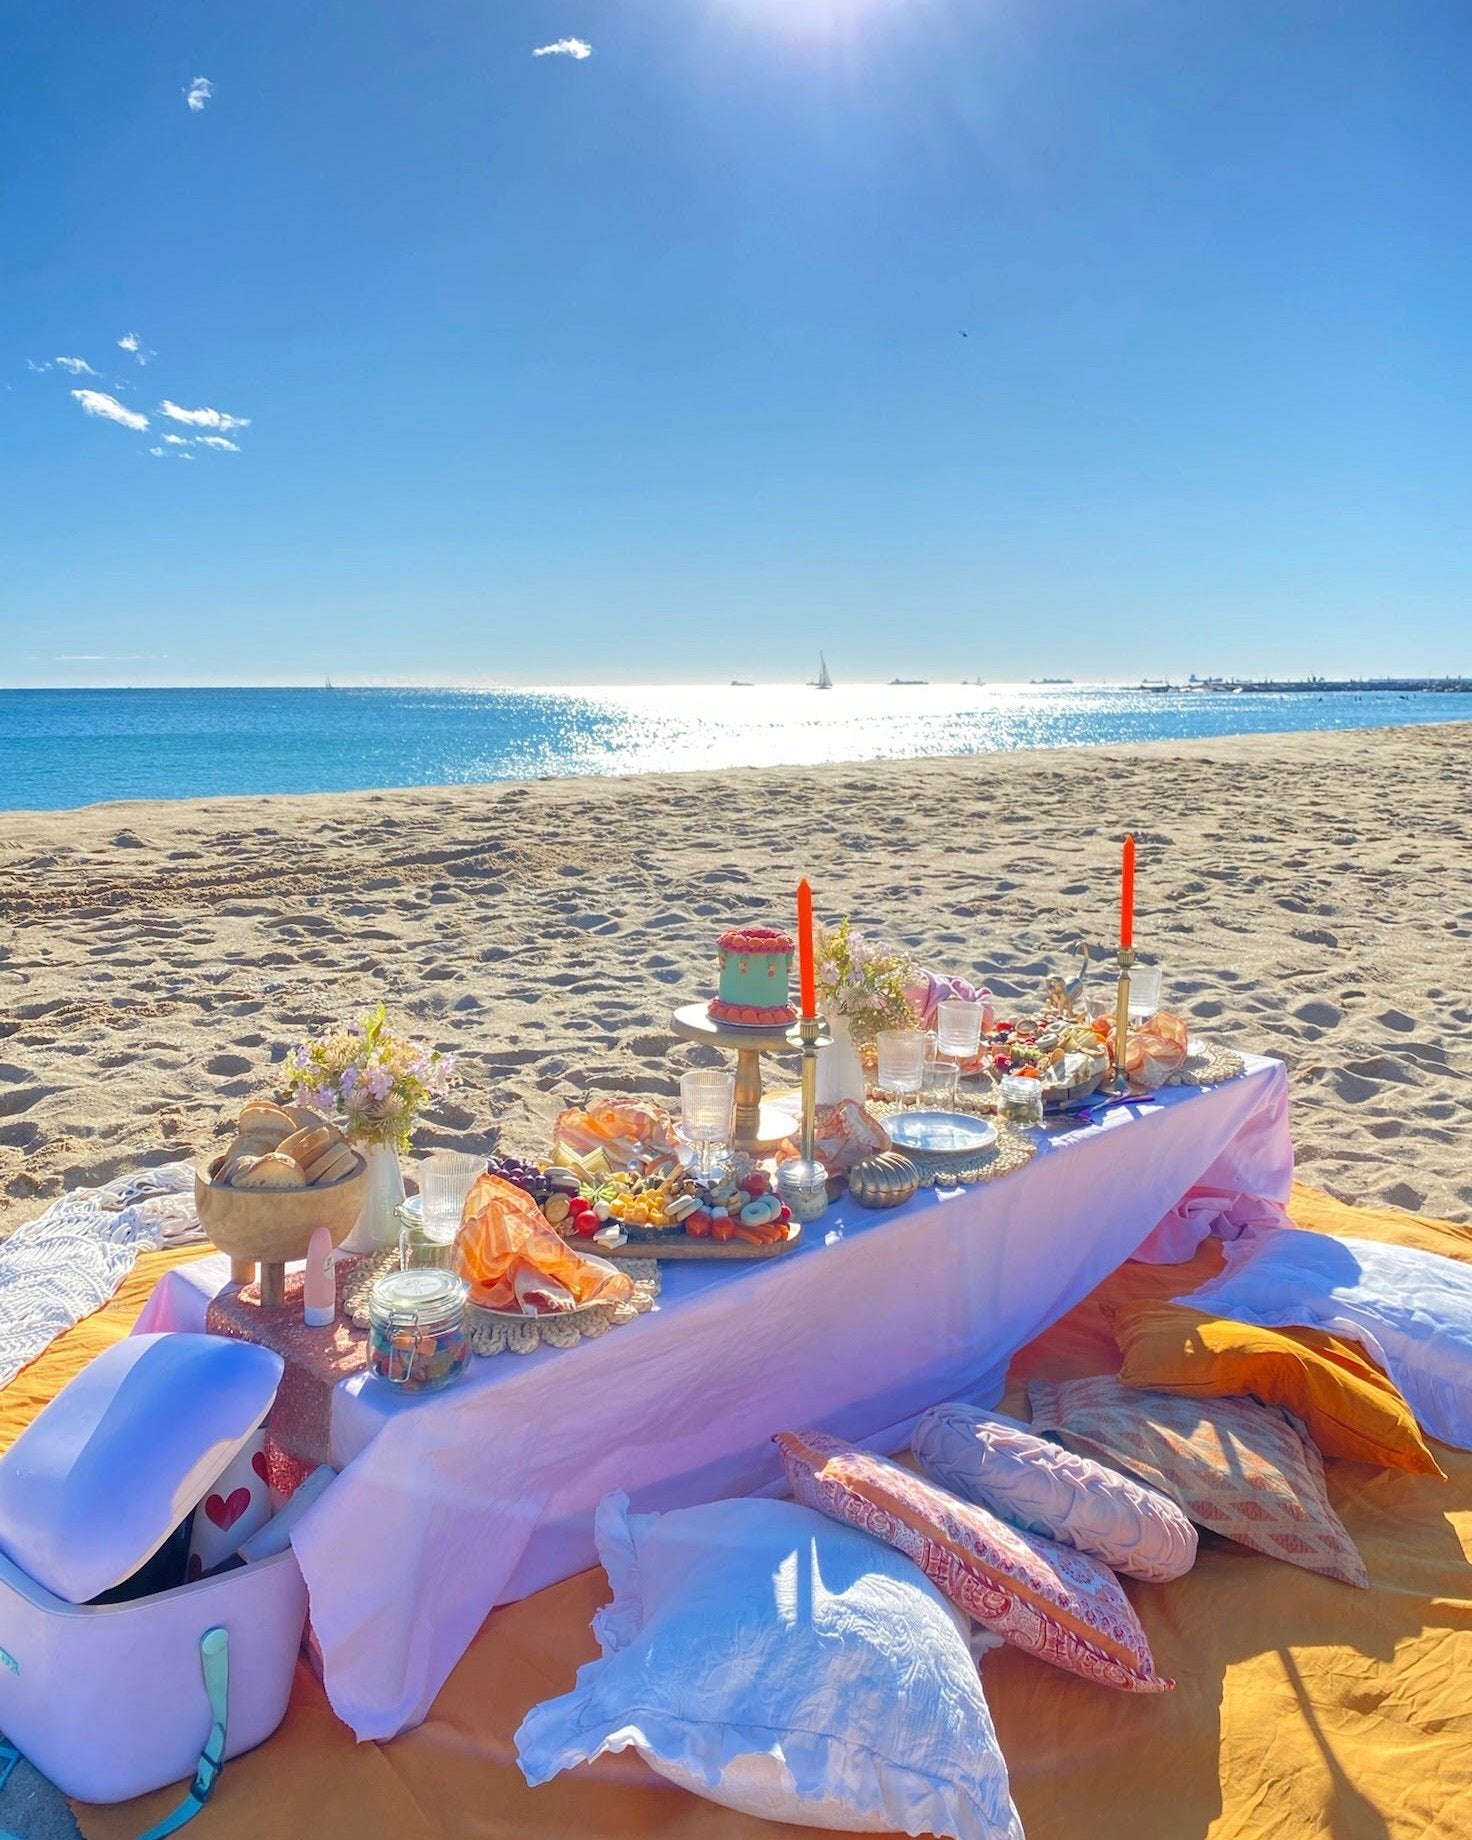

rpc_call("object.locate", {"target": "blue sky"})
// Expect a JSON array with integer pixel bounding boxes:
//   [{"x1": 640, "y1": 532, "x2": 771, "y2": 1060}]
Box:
[{"x1": 2, "y1": 0, "x2": 1468, "y2": 686}]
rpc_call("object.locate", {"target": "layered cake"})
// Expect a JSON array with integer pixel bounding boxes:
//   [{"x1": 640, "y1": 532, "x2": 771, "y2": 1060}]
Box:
[{"x1": 708, "y1": 926, "x2": 797, "y2": 1028}]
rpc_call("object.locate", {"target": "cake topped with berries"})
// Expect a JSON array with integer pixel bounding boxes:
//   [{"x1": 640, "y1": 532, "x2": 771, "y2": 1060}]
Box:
[{"x1": 708, "y1": 926, "x2": 797, "y2": 1028}]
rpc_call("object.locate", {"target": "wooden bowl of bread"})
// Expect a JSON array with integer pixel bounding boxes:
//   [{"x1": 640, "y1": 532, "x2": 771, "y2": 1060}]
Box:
[{"x1": 195, "y1": 1100, "x2": 368, "y2": 1263}]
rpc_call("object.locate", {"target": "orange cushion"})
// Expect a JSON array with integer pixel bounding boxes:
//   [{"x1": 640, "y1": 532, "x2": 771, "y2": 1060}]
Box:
[{"x1": 1107, "y1": 1301, "x2": 1445, "y2": 1478}]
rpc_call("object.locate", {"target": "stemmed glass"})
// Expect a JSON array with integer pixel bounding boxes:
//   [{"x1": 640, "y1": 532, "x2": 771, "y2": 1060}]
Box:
[
  {"x1": 680, "y1": 1070, "x2": 737, "y2": 1179},
  {"x1": 1127, "y1": 962, "x2": 1163, "y2": 1021},
  {"x1": 935, "y1": 999, "x2": 984, "y2": 1078}
]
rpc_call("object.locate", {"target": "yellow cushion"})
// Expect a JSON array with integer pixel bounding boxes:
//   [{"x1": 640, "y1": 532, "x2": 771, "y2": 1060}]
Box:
[{"x1": 1107, "y1": 1301, "x2": 1446, "y2": 1478}]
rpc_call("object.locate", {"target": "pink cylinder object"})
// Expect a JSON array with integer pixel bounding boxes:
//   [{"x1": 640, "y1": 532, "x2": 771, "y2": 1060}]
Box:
[{"x1": 303, "y1": 1227, "x2": 335, "y2": 1329}]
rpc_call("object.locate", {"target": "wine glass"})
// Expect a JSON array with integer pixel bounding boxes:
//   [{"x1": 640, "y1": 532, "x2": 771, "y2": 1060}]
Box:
[
  {"x1": 1128, "y1": 962, "x2": 1163, "y2": 1021},
  {"x1": 935, "y1": 999, "x2": 984, "y2": 1078},
  {"x1": 680, "y1": 1069, "x2": 736, "y2": 1178}
]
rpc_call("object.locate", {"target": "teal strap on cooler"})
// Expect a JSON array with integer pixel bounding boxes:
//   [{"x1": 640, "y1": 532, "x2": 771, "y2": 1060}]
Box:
[{"x1": 133, "y1": 1626, "x2": 230, "y2": 1840}]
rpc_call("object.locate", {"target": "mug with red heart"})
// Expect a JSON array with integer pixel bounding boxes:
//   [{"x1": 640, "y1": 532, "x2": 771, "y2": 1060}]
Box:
[{"x1": 185, "y1": 1429, "x2": 274, "y2": 1579}]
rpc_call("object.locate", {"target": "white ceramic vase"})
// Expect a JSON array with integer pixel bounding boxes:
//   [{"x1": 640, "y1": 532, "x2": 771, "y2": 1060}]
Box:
[
  {"x1": 815, "y1": 1011, "x2": 867, "y2": 1107},
  {"x1": 342, "y1": 1141, "x2": 406, "y2": 1254}
]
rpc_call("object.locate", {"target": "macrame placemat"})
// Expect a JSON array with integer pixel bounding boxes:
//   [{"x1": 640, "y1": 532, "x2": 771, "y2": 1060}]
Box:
[
  {"x1": 866, "y1": 1108, "x2": 1037, "y2": 1188},
  {"x1": 343, "y1": 1252, "x2": 662, "y2": 1357},
  {"x1": 1165, "y1": 1040, "x2": 1247, "y2": 1087}
]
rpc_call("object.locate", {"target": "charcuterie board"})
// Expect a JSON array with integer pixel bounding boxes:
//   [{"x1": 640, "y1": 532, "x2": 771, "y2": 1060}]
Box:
[{"x1": 590, "y1": 1221, "x2": 803, "y2": 1261}]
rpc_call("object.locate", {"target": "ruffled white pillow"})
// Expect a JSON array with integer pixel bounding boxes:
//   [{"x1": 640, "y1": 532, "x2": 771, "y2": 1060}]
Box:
[
  {"x1": 912, "y1": 1403, "x2": 1198, "y2": 1583},
  {"x1": 516, "y1": 1492, "x2": 1023, "y2": 1840}
]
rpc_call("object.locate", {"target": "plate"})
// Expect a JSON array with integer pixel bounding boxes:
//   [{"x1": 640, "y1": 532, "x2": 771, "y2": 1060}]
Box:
[{"x1": 887, "y1": 1112, "x2": 999, "y2": 1155}]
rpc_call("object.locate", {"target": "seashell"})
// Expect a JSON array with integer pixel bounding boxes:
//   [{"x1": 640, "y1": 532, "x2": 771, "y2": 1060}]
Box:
[{"x1": 847, "y1": 1152, "x2": 920, "y2": 1209}]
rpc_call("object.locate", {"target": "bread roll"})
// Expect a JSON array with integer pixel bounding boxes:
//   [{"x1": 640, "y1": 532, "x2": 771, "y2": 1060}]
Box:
[
  {"x1": 277, "y1": 1126, "x2": 333, "y2": 1169},
  {"x1": 304, "y1": 1143, "x2": 358, "y2": 1186},
  {"x1": 286, "y1": 1105, "x2": 337, "y2": 1136},
  {"x1": 233, "y1": 1152, "x2": 308, "y2": 1190},
  {"x1": 235, "y1": 1103, "x2": 294, "y2": 1149}
]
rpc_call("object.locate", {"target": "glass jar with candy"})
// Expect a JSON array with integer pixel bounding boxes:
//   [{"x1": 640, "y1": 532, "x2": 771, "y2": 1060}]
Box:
[{"x1": 366, "y1": 1269, "x2": 470, "y2": 1392}]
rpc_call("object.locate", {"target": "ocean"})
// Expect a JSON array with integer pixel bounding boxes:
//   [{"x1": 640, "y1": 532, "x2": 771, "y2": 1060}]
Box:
[{"x1": 1, "y1": 683, "x2": 1468, "y2": 812}]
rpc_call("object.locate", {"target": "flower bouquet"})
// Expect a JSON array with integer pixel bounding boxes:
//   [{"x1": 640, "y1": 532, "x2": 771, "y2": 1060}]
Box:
[
  {"x1": 284, "y1": 1004, "x2": 456, "y2": 1149},
  {"x1": 812, "y1": 920, "x2": 918, "y2": 1105},
  {"x1": 284, "y1": 1006, "x2": 457, "y2": 1252},
  {"x1": 813, "y1": 919, "x2": 918, "y2": 1049}
]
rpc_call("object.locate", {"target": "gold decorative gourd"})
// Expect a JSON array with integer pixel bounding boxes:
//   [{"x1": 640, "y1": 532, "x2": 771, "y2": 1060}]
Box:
[{"x1": 846, "y1": 1152, "x2": 921, "y2": 1209}]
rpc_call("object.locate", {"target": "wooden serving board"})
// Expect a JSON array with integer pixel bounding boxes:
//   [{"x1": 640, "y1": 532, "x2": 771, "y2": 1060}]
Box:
[{"x1": 592, "y1": 1221, "x2": 802, "y2": 1261}]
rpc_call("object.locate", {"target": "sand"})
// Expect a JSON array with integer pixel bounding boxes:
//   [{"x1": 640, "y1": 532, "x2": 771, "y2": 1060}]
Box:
[{"x1": 1, "y1": 722, "x2": 1469, "y2": 1238}]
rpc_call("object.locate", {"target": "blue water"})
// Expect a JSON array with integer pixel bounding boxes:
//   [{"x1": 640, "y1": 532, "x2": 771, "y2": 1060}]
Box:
[{"x1": 1, "y1": 684, "x2": 1468, "y2": 812}]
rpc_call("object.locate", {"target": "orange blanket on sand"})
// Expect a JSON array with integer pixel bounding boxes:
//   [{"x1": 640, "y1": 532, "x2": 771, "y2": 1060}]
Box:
[{"x1": 43, "y1": 1186, "x2": 1472, "y2": 1840}]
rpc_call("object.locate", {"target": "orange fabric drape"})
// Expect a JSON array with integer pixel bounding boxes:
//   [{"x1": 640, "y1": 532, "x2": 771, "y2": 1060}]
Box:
[{"x1": 50, "y1": 1185, "x2": 1472, "y2": 1840}]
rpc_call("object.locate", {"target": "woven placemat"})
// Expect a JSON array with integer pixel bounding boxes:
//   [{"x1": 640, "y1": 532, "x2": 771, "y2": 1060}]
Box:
[
  {"x1": 866, "y1": 1108, "x2": 1037, "y2": 1188},
  {"x1": 1164, "y1": 1040, "x2": 1247, "y2": 1087},
  {"x1": 343, "y1": 1252, "x2": 662, "y2": 1357}
]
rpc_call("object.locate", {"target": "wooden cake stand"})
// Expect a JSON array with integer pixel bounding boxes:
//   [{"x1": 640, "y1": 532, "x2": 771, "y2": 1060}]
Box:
[{"x1": 670, "y1": 1002, "x2": 830, "y2": 1152}]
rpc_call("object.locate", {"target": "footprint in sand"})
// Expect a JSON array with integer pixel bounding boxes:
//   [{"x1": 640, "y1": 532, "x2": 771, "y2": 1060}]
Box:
[
  {"x1": 205, "y1": 1053, "x2": 253, "y2": 1077},
  {"x1": 1292, "y1": 1000, "x2": 1342, "y2": 1030},
  {"x1": 0, "y1": 1084, "x2": 52, "y2": 1119},
  {"x1": 1376, "y1": 1008, "x2": 1417, "y2": 1033}
]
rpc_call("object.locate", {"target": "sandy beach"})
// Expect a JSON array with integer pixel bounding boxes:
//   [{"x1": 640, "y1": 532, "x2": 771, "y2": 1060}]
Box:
[{"x1": 1, "y1": 722, "x2": 1469, "y2": 1237}]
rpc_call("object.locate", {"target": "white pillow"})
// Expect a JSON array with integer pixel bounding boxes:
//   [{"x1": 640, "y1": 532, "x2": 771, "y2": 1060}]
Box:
[
  {"x1": 1182, "y1": 1227, "x2": 1472, "y2": 1449},
  {"x1": 912, "y1": 1402, "x2": 1198, "y2": 1583},
  {"x1": 516, "y1": 1492, "x2": 1023, "y2": 1840},
  {"x1": 0, "y1": 1333, "x2": 283, "y2": 1603}
]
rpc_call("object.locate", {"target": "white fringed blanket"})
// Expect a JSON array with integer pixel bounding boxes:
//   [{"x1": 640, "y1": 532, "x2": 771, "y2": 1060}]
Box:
[{"x1": 0, "y1": 1164, "x2": 206, "y2": 1387}]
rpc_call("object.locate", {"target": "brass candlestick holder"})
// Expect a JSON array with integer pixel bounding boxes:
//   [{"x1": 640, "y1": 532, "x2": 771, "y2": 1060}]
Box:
[
  {"x1": 776, "y1": 1014, "x2": 830, "y2": 1222},
  {"x1": 1113, "y1": 947, "x2": 1136, "y2": 1091}
]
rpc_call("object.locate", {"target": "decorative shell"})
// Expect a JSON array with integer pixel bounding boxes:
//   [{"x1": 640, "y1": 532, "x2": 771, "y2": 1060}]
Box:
[{"x1": 847, "y1": 1151, "x2": 921, "y2": 1210}]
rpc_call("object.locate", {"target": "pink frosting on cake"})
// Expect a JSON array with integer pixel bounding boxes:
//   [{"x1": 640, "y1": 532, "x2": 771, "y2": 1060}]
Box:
[{"x1": 717, "y1": 925, "x2": 794, "y2": 957}]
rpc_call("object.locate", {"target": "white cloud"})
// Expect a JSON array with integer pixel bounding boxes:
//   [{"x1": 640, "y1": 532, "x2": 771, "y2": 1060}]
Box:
[
  {"x1": 149, "y1": 446, "x2": 165, "y2": 456},
  {"x1": 117, "y1": 331, "x2": 153, "y2": 365},
  {"x1": 185, "y1": 76, "x2": 213, "y2": 112},
  {"x1": 162, "y1": 432, "x2": 191, "y2": 445},
  {"x1": 26, "y1": 359, "x2": 52, "y2": 373},
  {"x1": 532, "y1": 37, "x2": 591, "y2": 58},
  {"x1": 72, "y1": 389, "x2": 150, "y2": 431},
  {"x1": 55, "y1": 356, "x2": 98, "y2": 376},
  {"x1": 158, "y1": 399, "x2": 250, "y2": 433},
  {"x1": 198, "y1": 435, "x2": 240, "y2": 451}
]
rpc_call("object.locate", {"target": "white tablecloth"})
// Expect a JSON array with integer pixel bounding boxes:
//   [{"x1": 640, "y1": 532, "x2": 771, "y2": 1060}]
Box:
[{"x1": 140, "y1": 1057, "x2": 1291, "y2": 1740}]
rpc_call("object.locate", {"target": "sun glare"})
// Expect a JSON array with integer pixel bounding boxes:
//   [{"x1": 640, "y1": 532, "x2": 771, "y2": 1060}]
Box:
[{"x1": 724, "y1": 0, "x2": 905, "y2": 48}]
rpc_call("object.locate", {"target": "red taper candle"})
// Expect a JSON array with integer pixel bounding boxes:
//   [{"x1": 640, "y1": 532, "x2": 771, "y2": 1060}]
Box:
[
  {"x1": 797, "y1": 879, "x2": 817, "y2": 1020},
  {"x1": 1120, "y1": 834, "x2": 1136, "y2": 951}
]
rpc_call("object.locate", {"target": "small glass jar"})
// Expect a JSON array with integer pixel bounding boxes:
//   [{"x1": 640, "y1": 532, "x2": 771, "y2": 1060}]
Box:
[
  {"x1": 366, "y1": 1269, "x2": 470, "y2": 1393},
  {"x1": 997, "y1": 1074, "x2": 1045, "y2": 1129}
]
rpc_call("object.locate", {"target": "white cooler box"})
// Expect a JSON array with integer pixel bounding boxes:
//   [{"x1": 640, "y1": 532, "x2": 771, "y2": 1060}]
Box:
[
  {"x1": 0, "y1": 1543, "x2": 307, "y2": 1804},
  {"x1": 0, "y1": 1333, "x2": 314, "y2": 1804}
]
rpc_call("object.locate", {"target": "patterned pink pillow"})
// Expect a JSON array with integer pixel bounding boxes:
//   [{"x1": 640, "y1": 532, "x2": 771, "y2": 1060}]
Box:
[
  {"x1": 774, "y1": 1428, "x2": 1172, "y2": 1693},
  {"x1": 1027, "y1": 1376, "x2": 1368, "y2": 1588}
]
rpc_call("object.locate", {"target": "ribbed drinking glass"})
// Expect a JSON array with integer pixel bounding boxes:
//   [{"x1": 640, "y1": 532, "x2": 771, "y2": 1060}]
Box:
[{"x1": 680, "y1": 1070, "x2": 736, "y2": 1178}]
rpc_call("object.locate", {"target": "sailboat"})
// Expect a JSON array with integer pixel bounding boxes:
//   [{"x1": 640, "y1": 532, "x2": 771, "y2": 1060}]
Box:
[{"x1": 812, "y1": 652, "x2": 833, "y2": 691}]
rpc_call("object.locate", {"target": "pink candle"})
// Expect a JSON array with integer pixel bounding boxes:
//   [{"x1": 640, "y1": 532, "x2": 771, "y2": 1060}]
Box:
[
  {"x1": 797, "y1": 880, "x2": 817, "y2": 1020},
  {"x1": 1120, "y1": 835, "x2": 1136, "y2": 951}
]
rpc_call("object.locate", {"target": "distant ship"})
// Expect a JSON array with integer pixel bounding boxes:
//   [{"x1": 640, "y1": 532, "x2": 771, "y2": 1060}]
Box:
[
  {"x1": 889, "y1": 678, "x2": 928, "y2": 685},
  {"x1": 730, "y1": 680, "x2": 754, "y2": 687},
  {"x1": 1030, "y1": 677, "x2": 1073, "y2": 685},
  {"x1": 812, "y1": 652, "x2": 833, "y2": 690}
]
